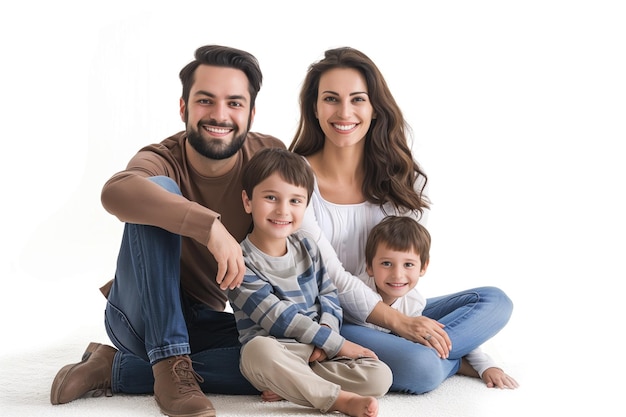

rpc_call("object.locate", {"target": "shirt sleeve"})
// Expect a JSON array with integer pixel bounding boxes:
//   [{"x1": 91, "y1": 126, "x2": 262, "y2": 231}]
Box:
[
  {"x1": 464, "y1": 347, "x2": 499, "y2": 377},
  {"x1": 303, "y1": 236, "x2": 343, "y2": 333},
  {"x1": 101, "y1": 149, "x2": 219, "y2": 246}
]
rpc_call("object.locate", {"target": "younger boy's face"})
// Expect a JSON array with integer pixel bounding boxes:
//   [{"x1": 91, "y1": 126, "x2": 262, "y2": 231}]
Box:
[
  {"x1": 242, "y1": 173, "x2": 309, "y2": 248},
  {"x1": 366, "y1": 243, "x2": 428, "y2": 305}
]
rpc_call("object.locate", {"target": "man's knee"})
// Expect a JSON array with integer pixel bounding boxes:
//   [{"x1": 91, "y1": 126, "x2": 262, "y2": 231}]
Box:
[{"x1": 149, "y1": 176, "x2": 182, "y2": 195}]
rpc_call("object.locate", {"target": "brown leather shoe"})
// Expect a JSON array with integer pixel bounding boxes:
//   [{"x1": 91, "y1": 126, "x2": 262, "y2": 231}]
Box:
[
  {"x1": 50, "y1": 342, "x2": 117, "y2": 405},
  {"x1": 153, "y1": 355, "x2": 216, "y2": 417}
]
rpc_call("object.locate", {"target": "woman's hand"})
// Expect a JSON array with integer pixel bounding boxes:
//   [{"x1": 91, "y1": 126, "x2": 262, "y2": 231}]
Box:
[
  {"x1": 367, "y1": 302, "x2": 452, "y2": 358},
  {"x1": 400, "y1": 315, "x2": 451, "y2": 358}
]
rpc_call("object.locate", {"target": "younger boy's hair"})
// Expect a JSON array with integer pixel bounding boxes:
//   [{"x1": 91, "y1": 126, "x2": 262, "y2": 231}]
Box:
[
  {"x1": 242, "y1": 148, "x2": 315, "y2": 204},
  {"x1": 365, "y1": 216, "x2": 431, "y2": 267}
]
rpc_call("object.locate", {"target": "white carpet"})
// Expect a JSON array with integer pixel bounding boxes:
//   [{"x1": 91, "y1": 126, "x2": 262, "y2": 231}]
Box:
[
  {"x1": 0, "y1": 269, "x2": 535, "y2": 417},
  {"x1": 0, "y1": 267, "x2": 533, "y2": 417},
  {"x1": 0, "y1": 334, "x2": 526, "y2": 417}
]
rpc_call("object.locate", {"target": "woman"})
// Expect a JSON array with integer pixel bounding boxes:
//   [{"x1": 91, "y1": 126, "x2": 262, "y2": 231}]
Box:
[{"x1": 290, "y1": 47, "x2": 516, "y2": 394}]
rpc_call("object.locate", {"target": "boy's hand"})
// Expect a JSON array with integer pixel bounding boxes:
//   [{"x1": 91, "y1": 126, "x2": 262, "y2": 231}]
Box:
[
  {"x1": 308, "y1": 347, "x2": 327, "y2": 363},
  {"x1": 337, "y1": 339, "x2": 379, "y2": 360},
  {"x1": 482, "y1": 367, "x2": 519, "y2": 389}
]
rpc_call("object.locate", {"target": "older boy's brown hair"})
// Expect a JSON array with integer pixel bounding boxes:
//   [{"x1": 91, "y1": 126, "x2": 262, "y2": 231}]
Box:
[
  {"x1": 365, "y1": 216, "x2": 431, "y2": 267},
  {"x1": 242, "y1": 148, "x2": 315, "y2": 204}
]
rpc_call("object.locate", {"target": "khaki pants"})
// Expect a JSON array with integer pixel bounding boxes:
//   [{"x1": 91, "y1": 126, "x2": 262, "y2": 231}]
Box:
[{"x1": 240, "y1": 336, "x2": 392, "y2": 412}]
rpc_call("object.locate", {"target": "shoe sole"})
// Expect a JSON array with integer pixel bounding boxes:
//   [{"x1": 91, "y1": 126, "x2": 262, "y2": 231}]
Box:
[
  {"x1": 155, "y1": 397, "x2": 216, "y2": 417},
  {"x1": 50, "y1": 342, "x2": 101, "y2": 405}
]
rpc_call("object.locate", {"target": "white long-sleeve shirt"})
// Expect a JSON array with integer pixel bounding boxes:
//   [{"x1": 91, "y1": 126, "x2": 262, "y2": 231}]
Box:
[
  {"x1": 359, "y1": 274, "x2": 498, "y2": 377},
  {"x1": 299, "y1": 173, "x2": 427, "y2": 324},
  {"x1": 298, "y1": 172, "x2": 497, "y2": 376}
]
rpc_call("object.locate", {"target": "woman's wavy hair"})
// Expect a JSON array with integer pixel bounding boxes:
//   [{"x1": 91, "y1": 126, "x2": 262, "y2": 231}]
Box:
[{"x1": 289, "y1": 47, "x2": 429, "y2": 216}]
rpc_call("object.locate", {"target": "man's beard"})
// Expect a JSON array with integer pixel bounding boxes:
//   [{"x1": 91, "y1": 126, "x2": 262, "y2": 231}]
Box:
[{"x1": 187, "y1": 122, "x2": 248, "y2": 160}]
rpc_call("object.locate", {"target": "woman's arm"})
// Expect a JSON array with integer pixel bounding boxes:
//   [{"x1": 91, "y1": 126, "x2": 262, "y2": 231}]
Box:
[
  {"x1": 367, "y1": 301, "x2": 451, "y2": 358},
  {"x1": 299, "y1": 204, "x2": 382, "y2": 324}
]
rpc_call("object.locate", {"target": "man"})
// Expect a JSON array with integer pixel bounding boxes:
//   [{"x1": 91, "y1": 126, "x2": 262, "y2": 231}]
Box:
[{"x1": 50, "y1": 45, "x2": 285, "y2": 417}]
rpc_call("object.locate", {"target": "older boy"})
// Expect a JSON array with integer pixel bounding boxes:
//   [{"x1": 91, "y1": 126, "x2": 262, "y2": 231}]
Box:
[{"x1": 228, "y1": 148, "x2": 392, "y2": 417}]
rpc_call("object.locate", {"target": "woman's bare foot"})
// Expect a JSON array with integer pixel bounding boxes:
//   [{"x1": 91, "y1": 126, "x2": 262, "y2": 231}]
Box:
[
  {"x1": 330, "y1": 391, "x2": 379, "y2": 417},
  {"x1": 456, "y1": 356, "x2": 479, "y2": 378}
]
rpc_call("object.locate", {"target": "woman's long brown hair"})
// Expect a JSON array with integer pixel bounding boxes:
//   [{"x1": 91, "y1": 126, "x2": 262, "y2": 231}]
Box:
[{"x1": 289, "y1": 47, "x2": 429, "y2": 217}]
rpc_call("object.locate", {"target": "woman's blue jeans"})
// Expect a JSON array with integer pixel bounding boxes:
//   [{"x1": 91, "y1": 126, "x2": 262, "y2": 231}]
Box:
[
  {"x1": 103, "y1": 176, "x2": 257, "y2": 394},
  {"x1": 340, "y1": 286, "x2": 513, "y2": 394}
]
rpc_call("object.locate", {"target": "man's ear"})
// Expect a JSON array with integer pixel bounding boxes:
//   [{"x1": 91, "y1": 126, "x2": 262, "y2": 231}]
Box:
[
  {"x1": 420, "y1": 259, "x2": 430, "y2": 276},
  {"x1": 242, "y1": 190, "x2": 252, "y2": 214},
  {"x1": 179, "y1": 98, "x2": 187, "y2": 123},
  {"x1": 249, "y1": 107, "x2": 256, "y2": 127}
]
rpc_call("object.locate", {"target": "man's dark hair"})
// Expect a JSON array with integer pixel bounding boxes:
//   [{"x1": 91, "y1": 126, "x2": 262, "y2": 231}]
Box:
[{"x1": 179, "y1": 45, "x2": 262, "y2": 107}]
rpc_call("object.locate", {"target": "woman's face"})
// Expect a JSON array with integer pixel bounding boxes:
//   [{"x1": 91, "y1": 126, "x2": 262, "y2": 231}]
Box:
[{"x1": 315, "y1": 67, "x2": 375, "y2": 150}]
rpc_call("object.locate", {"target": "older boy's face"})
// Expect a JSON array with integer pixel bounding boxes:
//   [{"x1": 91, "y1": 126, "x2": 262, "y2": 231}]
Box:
[
  {"x1": 366, "y1": 243, "x2": 427, "y2": 305},
  {"x1": 242, "y1": 173, "x2": 309, "y2": 252}
]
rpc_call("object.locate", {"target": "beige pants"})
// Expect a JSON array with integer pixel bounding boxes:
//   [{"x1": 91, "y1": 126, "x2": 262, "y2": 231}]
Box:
[{"x1": 240, "y1": 336, "x2": 392, "y2": 412}]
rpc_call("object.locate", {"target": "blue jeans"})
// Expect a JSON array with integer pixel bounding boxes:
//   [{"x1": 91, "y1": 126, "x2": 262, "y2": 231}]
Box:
[
  {"x1": 340, "y1": 286, "x2": 513, "y2": 394},
  {"x1": 104, "y1": 176, "x2": 257, "y2": 395}
]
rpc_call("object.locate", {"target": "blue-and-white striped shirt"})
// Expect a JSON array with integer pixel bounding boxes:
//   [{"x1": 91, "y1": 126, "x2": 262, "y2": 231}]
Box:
[{"x1": 228, "y1": 231, "x2": 345, "y2": 358}]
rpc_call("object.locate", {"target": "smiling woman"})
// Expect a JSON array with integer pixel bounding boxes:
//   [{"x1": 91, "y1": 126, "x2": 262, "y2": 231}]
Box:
[
  {"x1": 290, "y1": 46, "x2": 516, "y2": 395},
  {"x1": 314, "y1": 67, "x2": 377, "y2": 158}
]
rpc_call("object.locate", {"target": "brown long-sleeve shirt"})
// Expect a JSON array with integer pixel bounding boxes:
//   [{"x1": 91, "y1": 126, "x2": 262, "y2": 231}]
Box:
[{"x1": 100, "y1": 130, "x2": 285, "y2": 310}]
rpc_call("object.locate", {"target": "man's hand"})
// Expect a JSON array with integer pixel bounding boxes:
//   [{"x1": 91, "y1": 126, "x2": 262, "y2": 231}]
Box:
[{"x1": 206, "y1": 220, "x2": 245, "y2": 290}]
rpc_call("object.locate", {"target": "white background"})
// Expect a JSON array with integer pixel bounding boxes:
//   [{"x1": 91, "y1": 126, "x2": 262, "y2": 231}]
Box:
[{"x1": 1, "y1": 0, "x2": 624, "y2": 412}]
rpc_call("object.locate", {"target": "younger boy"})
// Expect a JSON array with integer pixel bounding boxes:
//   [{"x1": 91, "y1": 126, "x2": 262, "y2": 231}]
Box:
[
  {"x1": 228, "y1": 148, "x2": 392, "y2": 417},
  {"x1": 363, "y1": 216, "x2": 519, "y2": 389}
]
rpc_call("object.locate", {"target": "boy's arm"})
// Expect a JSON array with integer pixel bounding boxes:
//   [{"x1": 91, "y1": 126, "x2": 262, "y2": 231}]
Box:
[
  {"x1": 299, "y1": 204, "x2": 382, "y2": 323},
  {"x1": 316, "y1": 277, "x2": 342, "y2": 334},
  {"x1": 307, "y1": 239, "x2": 343, "y2": 333}
]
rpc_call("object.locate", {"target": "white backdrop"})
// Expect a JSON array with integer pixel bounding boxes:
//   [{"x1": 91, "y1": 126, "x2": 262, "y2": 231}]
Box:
[{"x1": 1, "y1": 0, "x2": 624, "y2": 411}]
